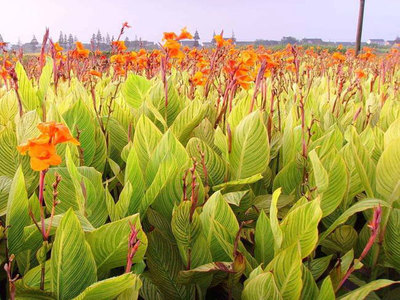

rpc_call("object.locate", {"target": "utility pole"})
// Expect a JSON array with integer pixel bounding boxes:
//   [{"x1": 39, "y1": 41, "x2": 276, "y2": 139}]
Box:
[{"x1": 355, "y1": 0, "x2": 365, "y2": 55}]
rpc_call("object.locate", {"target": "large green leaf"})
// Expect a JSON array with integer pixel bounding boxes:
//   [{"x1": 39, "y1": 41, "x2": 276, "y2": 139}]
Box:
[
  {"x1": 229, "y1": 111, "x2": 269, "y2": 179},
  {"x1": 186, "y1": 137, "x2": 227, "y2": 187},
  {"x1": 122, "y1": 74, "x2": 151, "y2": 109},
  {"x1": 171, "y1": 100, "x2": 208, "y2": 144},
  {"x1": 15, "y1": 62, "x2": 41, "y2": 111},
  {"x1": 146, "y1": 230, "x2": 194, "y2": 299},
  {"x1": 319, "y1": 199, "x2": 388, "y2": 242},
  {"x1": 50, "y1": 209, "x2": 97, "y2": 299},
  {"x1": 242, "y1": 272, "x2": 281, "y2": 300},
  {"x1": 63, "y1": 99, "x2": 96, "y2": 165},
  {"x1": 254, "y1": 210, "x2": 274, "y2": 266},
  {"x1": 6, "y1": 166, "x2": 30, "y2": 255},
  {"x1": 86, "y1": 214, "x2": 147, "y2": 274},
  {"x1": 73, "y1": 274, "x2": 141, "y2": 300},
  {"x1": 338, "y1": 279, "x2": 398, "y2": 300},
  {"x1": 265, "y1": 243, "x2": 303, "y2": 300},
  {"x1": 376, "y1": 138, "x2": 400, "y2": 201},
  {"x1": 133, "y1": 115, "x2": 163, "y2": 174}
]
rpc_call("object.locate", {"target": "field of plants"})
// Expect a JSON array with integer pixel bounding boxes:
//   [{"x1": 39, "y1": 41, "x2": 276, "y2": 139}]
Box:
[{"x1": 0, "y1": 26, "x2": 400, "y2": 299}]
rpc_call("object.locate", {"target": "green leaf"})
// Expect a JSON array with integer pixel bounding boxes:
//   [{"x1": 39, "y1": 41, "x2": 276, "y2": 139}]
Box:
[
  {"x1": 383, "y1": 208, "x2": 400, "y2": 271},
  {"x1": 86, "y1": 214, "x2": 147, "y2": 274},
  {"x1": 265, "y1": 243, "x2": 303, "y2": 300},
  {"x1": 301, "y1": 266, "x2": 319, "y2": 300},
  {"x1": 171, "y1": 100, "x2": 208, "y2": 145},
  {"x1": 63, "y1": 99, "x2": 96, "y2": 165},
  {"x1": 38, "y1": 57, "x2": 53, "y2": 101},
  {"x1": 0, "y1": 127, "x2": 20, "y2": 179},
  {"x1": 281, "y1": 198, "x2": 322, "y2": 258},
  {"x1": 146, "y1": 230, "x2": 193, "y2": 299},
  {"x1": 15, "y1": 62, "x2": 41, "y2": 111},
  {"x1": 254, "y1": 210, "x2": 274, "y2": 266},
  {"x1": 133, "y1": 115, "x2": 163, "y2": 174},
  {"x1": 229, "y1": 111, "x2": 269, "y2": 179},
  {"x1": 350, "y1": 127, "x2": 376, "y2": 198},
  {"x1": 242, "y1": 272, "x2": 281, "y2": 300},
  {"x1": 171, "y1": 201, "x2": 210, "y2": 268},
  {"x1": 213, "y1": 173, "x2": 263, "y2": 191},
  {"x1": 72, "y1": 274, "x2": 141, "y2": 300},
  {"x1": 186, "y1": 137, "x2": 227, "y2": 187},
  {"x1": 319, "y1": 199, "x2": 388, "y2": 242},
  {"x1": 376, "y1": 138, "x2": 400, "y2": 201},
  {"x1": 317, "y1": 277, "x2": 335, "y2": 300},
  {"x1": 15, "y1": 280, "x2": 55, "y2": 299},
  {"x1": 177, "y1": 262, "x2": 233, "y2": 284},
  {"x1": 270, "y1": 188, "x2": 283, "y2": 254},
  {"x1": 6, "y1": 166, "x2": 30, "y2": 255},
  {"x1": 307, "y1": 255, "x2": 333, "y2": 280},
  {"x1": 309, "y1": 149, "x2": 329, "y2": 193},
  {"x1": 50, "y1": 209, "x2": 97, "y2": 299},
  {"x1": 338, "y1": 279, "x2": 398, "y2": 300},
  {"x1": 122, "y1": 74, "x2": 151, "y2": 109}
]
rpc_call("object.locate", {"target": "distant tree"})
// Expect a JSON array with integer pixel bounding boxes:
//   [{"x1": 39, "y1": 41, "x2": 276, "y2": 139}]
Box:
[
  {"x1": 96, "y1": 30, "x2": 102, "y2": 45},
  {"x1": 106, "y1": 33, "x2": 111, "y2": 45},
  {"x1": 68, "y1": 34, "x2": 74, "y2": 48},
  {"x1": 0, "y1": 34, "x2": 3, "y2": 43},
  {"x1": 74, "y1": 36, "x2": 78, "y2": 42},
  {"x1": 91, "y1": 33, "x2": 96, "y2": 45},
  {"x1": 64, "y1": 34, "x2": 67, "y2": 45},
  {"x1": 281, "y1": 36, "x2": 298, "y2": 44},
  {"x1": 125, "y1": 36, "x2": 130, "y2": 43},
  {"x1": 111, "y1": 35, "x2": 115, "y2": 42},
  {"x1": 58, "y1": 31, "x2": 64, "y2": 44}
]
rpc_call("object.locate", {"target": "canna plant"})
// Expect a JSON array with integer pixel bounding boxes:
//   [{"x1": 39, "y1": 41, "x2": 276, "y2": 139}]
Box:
[{"x1": 0, "y1": 26, "x2": 400, "y2": 299}]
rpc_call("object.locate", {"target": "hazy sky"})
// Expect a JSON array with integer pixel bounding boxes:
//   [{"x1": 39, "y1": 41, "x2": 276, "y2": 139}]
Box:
[{"x1": 1, "y1": 0, "x2": 399, "y2": 44}]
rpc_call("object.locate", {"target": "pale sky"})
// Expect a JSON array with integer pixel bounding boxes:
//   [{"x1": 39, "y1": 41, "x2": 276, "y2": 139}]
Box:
[{"x1": 0, "y1": 0, "x2": 399, "y2": 44}]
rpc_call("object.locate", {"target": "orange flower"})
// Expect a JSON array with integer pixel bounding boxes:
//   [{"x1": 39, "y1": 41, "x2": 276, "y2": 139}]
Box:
[
  {"x1": 17, "y1": 122, "x2": 79, "y2": 171},
  {"x1": 73, "y1": 42, "x2": 90, "y2": 58},
  {"x1": 163, "y1": 32, "x2": 178, "y2": 41},
  {"x1": 90, "y1": 69, "x2": 102, "y2": 77},
  {"x1": 36, "y1": 122, "x2": 80, "y2": 145},
  {"x1": 332, "y1": 52, "x2": 346, "y2": 62},
  {"x1": 54, "y1": 42, "x2": 63, "y2": 52},
  {"x1": 18, "y1": 136, "x2": 62, "y2": 171},
  {"x1": 0, "y1": 67, "x2": 9, "y2": 81},
  {"x1": 191, "y1": 71, "x2": 206, "y2": 86},
  {"x1": 112, "y1": 41, "x2": 127, "y2": 52},
  {"x1": 177, "y1": 27, "x2": 193, "y2": 40},
  {"x1": 164, "y1": 39, "x2": 182, "y2": 58},
  {"x1": 214, "y1": 35, "x2": 224, "y2": 47},
  {"x1": 123, "y1": 22, "x2": 131, "y2": 28},
  {"x1": 355, "y1": 69, "x2": 366, "y2": 79}
]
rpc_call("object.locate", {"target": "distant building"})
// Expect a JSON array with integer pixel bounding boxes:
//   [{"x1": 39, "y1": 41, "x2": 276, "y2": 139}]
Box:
[
  {"x1": 281, "y1": 36, "x2": 298, "y2": 44},
  {"x1": 301, "y1": 38, "x2": 324, "y2": 45},
  {"x1": 367, "y1": 39, "x2": 385, "y2": 46},
  {"x1": 254, "y1": 39, "x2": 280, "y2": 46},
  {"x1": 385, "y1": 37, "x2": 400, "y2": 46},
  {"x1": 335, "y1": 41, "x2": 355, "y2": 47},
  {"x1": 19, "y1": 35, "x2": 39, "y2": 53}
]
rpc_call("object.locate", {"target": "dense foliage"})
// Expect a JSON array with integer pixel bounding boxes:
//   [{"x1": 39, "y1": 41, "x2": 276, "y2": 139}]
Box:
[{"x1": 0, "y1": 28, "x2": 400, "y2": 299}]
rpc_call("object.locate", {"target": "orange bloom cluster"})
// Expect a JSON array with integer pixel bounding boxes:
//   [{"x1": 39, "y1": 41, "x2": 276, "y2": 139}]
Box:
[
  {"x1": 355, "y1": 69, "x2": 367, "y2": 79},
  {"x1": 163, "y1": 28, "x2": 193, "y2": 58},
  {"x1": 112, "y1": 41, "x2": 128, "y2": 52},
  {"x1": 17, "y1": 122, "x2": 80, "y2": 171},
  {"x1": 332, "y1": 52, "x2": 346, "y2": 63},
  {"x1": 224, "y1": 59, "x2": 253, "y2": 90},
  {"x1": 71, "y1": 42, "x2": 90, "y2": 59}
]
